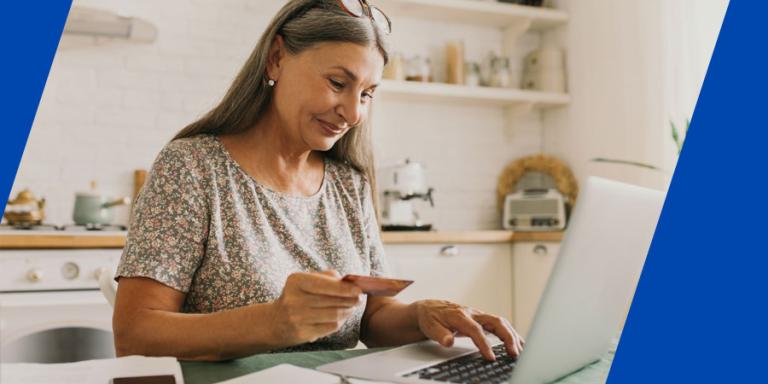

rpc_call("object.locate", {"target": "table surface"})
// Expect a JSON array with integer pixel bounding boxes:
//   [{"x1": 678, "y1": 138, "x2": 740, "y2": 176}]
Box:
[{"x1": 180, "y1": 345, "x2": 615, "y2": 384}]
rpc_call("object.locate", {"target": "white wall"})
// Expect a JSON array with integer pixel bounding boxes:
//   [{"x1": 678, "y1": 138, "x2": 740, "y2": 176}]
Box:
[
  {"x1": 10, "y1": 0, "x2": 545, "y2": 230},
  {"x1": 543, "y1": 0, "x2": 727, "y2": 191},
  {"x1": 660, "y1": 0, "x2": 729, "y2": 173}
]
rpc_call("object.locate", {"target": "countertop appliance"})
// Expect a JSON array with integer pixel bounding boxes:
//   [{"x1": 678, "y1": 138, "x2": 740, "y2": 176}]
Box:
[
  {"x1": 380, "y1": 159, "x2": 435, "y2": 231},
  {"x1": 0, "y1": 224, "x2": 125, "y2": 363},
  {"x1": 502, "y1": 188, "x2": 566, "y2": 231}
]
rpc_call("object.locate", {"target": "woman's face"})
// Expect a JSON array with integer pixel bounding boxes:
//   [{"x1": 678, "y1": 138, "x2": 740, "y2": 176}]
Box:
[{"x1": 269, "y1": 41, "x2": 385, "y2": 152}]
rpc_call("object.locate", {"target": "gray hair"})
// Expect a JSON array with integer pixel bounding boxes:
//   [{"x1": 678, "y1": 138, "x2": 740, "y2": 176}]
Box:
[{"x1": 173, "y1": 0, "x2": 390, "y2": 213}]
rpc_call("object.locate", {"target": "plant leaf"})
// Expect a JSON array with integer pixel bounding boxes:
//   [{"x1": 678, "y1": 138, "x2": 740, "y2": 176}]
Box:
[{"x1": 671, "y1": 121, "x2": 680, "y2": 143}]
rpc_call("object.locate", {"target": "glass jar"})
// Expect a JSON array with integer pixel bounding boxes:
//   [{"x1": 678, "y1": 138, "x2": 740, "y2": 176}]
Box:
[
  {"x1": 490, "y1": 56, "x2": 512, "y2": 88},
  {"x1": 406, "y1": 55, "x2": 432, "y2": 82},
  {"x1": 465, "y1": 62, "x2": 481, "y2": 87}
]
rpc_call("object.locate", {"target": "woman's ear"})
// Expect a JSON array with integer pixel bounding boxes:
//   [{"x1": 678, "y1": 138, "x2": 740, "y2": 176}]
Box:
[{"x1": 266, "y1": 35, "x2": 286, "y2": 82}]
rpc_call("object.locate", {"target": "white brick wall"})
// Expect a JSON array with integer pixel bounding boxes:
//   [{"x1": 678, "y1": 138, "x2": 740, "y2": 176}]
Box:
[{"x1": 10, "y1": 0, "x2": 546, "y2": 230}]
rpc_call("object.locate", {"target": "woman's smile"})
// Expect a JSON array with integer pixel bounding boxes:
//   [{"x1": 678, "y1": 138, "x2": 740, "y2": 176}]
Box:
[{"x1": 316, "y1": 118, "x2": 345, "y2": 136}]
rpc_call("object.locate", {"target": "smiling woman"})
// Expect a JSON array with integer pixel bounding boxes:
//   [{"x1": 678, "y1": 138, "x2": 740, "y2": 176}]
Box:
[{"x1": 111, "y1": 0, "x2": 523, "y2": 362}]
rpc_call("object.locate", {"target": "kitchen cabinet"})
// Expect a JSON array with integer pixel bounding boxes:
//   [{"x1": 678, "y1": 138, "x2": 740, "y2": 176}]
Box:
[
  {"x1": 385, "y1": 243, "x2": 514, "y2": 321},
  {"x1": 511, "y1": 241, "x2": 560, "y2": 338},
  {"x1": 385, "y1": 241, "x2": 561, "y2": 338}
]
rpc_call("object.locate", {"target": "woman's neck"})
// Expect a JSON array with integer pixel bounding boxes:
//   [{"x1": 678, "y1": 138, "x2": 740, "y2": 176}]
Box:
[{"x1": 219, "y1": 114, "x2": 324, "y2": 195}]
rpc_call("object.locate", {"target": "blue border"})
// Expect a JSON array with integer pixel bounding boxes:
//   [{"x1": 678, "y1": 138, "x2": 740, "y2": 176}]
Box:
[
  {"x1": 0, "y1": 2, "x2": 71, "y2": 211},
  {"x1": 2, "y1": 1, "x2": 766, "y2": 382},
  {"x1": 609, "y1": 1, "x2": 768, "y2": 382}
]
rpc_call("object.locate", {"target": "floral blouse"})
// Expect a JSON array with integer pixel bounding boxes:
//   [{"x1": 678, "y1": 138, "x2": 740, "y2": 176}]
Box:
[{"x1": 115, "y1": 134, "x2": 390, "y2": 352}]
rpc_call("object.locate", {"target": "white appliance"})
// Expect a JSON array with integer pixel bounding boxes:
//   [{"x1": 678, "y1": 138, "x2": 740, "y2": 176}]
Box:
[
  {"x1": 0, "y1": 228, "x2": 124, "y2": 363},
  {"x1": 380, "y1": 159, "x2": 435, "y2": 231},
  {"x1": 502, "y1": 188, "x2": 566, "y2": 231},
  {"x1": 319, "y1": 177, "x2": 664, "y2": 383}
]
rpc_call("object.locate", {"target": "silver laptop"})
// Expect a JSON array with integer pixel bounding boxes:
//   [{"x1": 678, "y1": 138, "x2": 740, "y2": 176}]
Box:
[{"x1": 319, "y1": 177, "x2": 664, "y2": 384}]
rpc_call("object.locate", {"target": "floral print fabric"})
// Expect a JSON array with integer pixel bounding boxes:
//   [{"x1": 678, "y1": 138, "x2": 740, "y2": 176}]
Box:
[{"x1": 115, "y1": 134, "x2": 390, "y2": 352}]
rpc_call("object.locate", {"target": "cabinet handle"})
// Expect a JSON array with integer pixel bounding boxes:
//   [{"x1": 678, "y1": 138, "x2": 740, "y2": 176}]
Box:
[
  {"x1": 533, "y1": 244, "x2": 548, "y2": 256},
  {"x1": 439, "y1": 245, "x2": 459, "y2": 257}
]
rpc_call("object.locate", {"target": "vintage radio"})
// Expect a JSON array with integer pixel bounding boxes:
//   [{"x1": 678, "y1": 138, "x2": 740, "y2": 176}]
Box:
[{"x1": 502, "y1": 188, "x2": 566, "y2": 231}]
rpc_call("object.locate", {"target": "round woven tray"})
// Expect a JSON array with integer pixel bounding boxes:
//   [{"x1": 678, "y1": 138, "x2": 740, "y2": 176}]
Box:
[{"x1": 496, "y1": 154, "x2": 579, "y2": 212}]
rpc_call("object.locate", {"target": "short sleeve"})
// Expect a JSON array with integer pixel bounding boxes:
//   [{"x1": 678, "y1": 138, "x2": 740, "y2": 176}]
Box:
[
  {"x1": 361, "y1": 177, "x2": 392, "y2": 277},
  {"x1": 115, "y1": 140, "x2": 210, "y2": 293}
]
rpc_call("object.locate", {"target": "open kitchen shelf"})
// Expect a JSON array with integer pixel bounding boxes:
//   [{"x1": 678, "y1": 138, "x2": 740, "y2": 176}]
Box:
[
  {"x1": 379, "y1": 80, "x2": 571, "y2": 109},
  {"x1": 376, "y1": 0, "x2": 568, "y2": 30}
]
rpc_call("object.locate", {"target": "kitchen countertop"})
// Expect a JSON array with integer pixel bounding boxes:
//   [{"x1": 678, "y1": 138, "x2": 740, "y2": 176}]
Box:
[
  {"x1": 0, "y1": 230, "x2": 563, "y2": 249},
  {"x1": 383, "y1": 230, "x2": 562, "y2": 244}
]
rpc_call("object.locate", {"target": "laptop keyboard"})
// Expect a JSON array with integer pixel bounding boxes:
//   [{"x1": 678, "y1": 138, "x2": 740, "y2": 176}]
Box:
[{"x1": 401, "y1": 344, "x2": 517, "y2": 383}]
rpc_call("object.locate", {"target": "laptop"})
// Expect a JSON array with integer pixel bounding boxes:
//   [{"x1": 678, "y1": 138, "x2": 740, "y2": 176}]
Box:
[{"x1": 319, "y1": 177, "x2": 664, "y2": 384}]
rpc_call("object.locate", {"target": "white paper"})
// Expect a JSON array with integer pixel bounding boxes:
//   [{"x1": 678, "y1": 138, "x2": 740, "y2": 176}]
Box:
[
  {"x1": 0, "y1": 355, "x2": 184, "y2": 384},
  {"x1": 217, "y1": 364, "x2": 393, "y2": 384}
]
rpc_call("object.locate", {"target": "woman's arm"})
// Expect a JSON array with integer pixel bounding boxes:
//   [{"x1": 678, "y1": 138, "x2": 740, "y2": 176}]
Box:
[
  {"x1": 114, "y1": 271, "x2": 362, "y2": 361},
  {"x1": 113, "y1": 277, "x2": 280, "y2": 361}
]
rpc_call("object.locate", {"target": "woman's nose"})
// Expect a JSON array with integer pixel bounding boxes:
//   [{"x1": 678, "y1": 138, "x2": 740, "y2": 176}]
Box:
[{"x1": 337, "y1": 94, "x2": 362, "y2": 127}]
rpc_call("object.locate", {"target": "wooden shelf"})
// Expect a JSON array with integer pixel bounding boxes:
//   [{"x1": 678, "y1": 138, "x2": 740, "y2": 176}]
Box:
[
  {"x1": 376, "y1": 0, "x2": 568, "y2": 30},
  {"x1": 382, "y1": 230, "x2": 562, "y2": 244},
  {"x1": 0, "y1": 231, "x2": 562, "y2": 249},
  {"x1": 0, "y1": 234, "x2": 127, "y2": 249},
  {"x1": 379, "y1": 80, "x2": 570, "y2": 108}
]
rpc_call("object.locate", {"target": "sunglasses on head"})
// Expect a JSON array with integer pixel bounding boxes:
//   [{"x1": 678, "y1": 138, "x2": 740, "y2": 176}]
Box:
[{"x1": 337, "y1": 0, "x2": 392, "y2": 35}]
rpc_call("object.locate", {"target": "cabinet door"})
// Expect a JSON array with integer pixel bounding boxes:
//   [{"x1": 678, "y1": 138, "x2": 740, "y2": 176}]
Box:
[
  {"x1": 384, "y1": 244, "x2": 513, "y2": 321},
  {"x1": 511, "y1": 242, "x2": 560, "y2": 338}
]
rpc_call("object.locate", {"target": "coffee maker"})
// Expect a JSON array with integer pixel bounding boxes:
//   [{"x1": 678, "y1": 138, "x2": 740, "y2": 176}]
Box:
[{"x1": 380, "y1": 159, "x2": 434, "y2": 231}]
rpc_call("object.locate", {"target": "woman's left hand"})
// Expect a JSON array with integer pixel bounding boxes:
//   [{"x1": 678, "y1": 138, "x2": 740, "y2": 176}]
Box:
[{"x1": 415, "y1": 300, "x2": 524, "y2": 361}]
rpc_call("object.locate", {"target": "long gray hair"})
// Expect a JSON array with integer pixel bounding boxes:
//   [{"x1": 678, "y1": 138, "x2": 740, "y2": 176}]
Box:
[{"x1": 173, "y1": 0, "x2": 390, "y2": 214}]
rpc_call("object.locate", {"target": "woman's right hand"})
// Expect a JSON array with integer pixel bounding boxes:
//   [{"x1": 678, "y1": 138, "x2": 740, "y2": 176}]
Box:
[{"x1": 270, "y1": 270, "x2": 363, "y2": 345}]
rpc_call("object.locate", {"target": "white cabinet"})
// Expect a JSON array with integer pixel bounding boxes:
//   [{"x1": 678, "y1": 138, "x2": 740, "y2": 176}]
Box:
[
  {"x1": 383, "y1": 240, "x2": 561, "y2": 338},
  {"x1": 384, "y1": 243, "x2": 514, "y2": 321},
  {"x1": 511, "y1": 241, "x2": 560, "y2": 338}
]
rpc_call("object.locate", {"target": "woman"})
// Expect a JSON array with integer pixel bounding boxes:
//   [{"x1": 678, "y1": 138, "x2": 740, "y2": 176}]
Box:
[{"x1": 113, "y1": 0, "x2": 524, "y2": 362}]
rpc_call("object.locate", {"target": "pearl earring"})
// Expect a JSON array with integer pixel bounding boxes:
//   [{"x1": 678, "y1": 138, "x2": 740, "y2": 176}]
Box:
[{"x1": 268, "y1": 79, "x2": 276, "y2": 87}]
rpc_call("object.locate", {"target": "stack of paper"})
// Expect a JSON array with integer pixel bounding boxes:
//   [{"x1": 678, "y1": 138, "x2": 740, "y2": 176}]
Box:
[
  {"x1": 218, "y1": 364, "x2": 392, "y2": 384},
  {"x1": 0, "y1": 355, "x2": 184, "y2": 384}
]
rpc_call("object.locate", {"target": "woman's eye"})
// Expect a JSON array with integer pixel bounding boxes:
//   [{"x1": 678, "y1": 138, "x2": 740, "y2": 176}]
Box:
[
  {"x1": 362, "y1": 91, "x2": 374, "y2": 100},
  {"x1": 329, "y1": 79, "x2": 345, "y2": 90}
]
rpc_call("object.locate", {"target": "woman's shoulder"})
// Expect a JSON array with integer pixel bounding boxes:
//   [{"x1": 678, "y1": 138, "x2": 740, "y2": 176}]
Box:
[
  {"x1": 149, "y1": 134, "x2": 221, "y2": 183},
  {"x1": 326, "y1": 156, "x2": 367, "y2": 180},
  {"x1": 161, "y1": 134, "x2": 217, "y2": 158},
  {"x1": 155, "y1": 134, "x2": 218, "y2": 167},
  {"x1": 325, "y1": 156, "x2": 372, "y2": 196}
]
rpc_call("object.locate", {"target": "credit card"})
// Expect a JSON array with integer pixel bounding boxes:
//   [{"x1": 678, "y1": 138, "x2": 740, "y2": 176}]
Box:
[{"x1": 341, "y1": 274, "x2": 414, "y2": 297}]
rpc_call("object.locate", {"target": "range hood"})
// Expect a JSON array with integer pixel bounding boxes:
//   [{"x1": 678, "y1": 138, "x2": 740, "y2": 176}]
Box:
[{"x1": 63, "y1": 6, "x2": 157, "y2": 43}]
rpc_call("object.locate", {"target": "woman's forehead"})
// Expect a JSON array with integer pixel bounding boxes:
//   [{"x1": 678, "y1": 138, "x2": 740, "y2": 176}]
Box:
[{"x1": 298, "y1": 42, "x2": 384, "y2": 82}]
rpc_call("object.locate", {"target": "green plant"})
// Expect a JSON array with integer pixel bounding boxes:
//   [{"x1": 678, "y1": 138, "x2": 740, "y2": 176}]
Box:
[
  {"x1": 671, "y1": 118, "x2": 690, "y2": 155},
  {"x1": 590, "y1": 118, "x2": 691, "y2": 173}
]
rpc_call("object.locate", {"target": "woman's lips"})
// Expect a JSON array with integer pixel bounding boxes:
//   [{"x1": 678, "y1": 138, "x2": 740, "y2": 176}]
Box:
[{"x1": 318, "y1": 119, "x2": 344, "y2": 136}]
